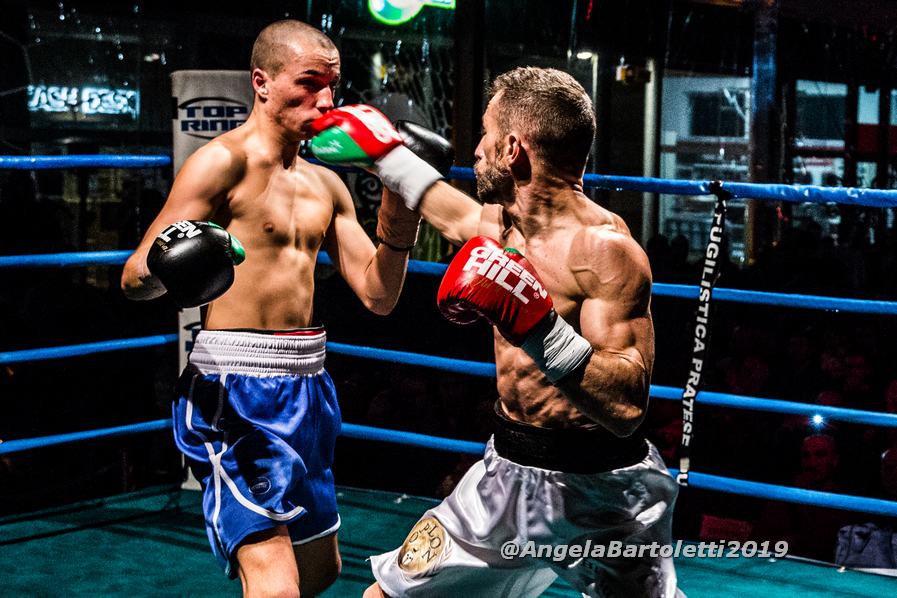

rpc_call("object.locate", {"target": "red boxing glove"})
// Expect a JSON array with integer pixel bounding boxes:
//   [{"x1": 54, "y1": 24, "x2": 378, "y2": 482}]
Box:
[
  {"x1": 438, "y1": 236, "x2": 553, "y2": 345},
  {"x1": 438, "y1": 237, "x2": 593, "y2": 383}
]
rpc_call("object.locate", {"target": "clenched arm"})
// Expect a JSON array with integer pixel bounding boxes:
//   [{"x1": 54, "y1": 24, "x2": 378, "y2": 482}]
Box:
[
  {"x1": 417, "y1": 182, "x2": 484, "y2": 246},
  {"x1": 555, "y1": 227, "x2": 655, "y2": 437},
  {"x1": 121, "y1": 142, "x2": 239, "y2": 300},
  {"x1": 321, "y1": 176, "x2": 410, "y2": 315}
]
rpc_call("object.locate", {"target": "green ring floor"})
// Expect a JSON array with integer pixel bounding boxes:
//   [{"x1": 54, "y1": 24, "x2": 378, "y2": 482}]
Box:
[{"x1": 1, "y1": 485, "x2": 895, "y2": 597}]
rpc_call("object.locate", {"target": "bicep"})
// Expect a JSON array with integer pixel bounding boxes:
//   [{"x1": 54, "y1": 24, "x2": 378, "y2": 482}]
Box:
[
  {"x1": 578, "y1": 294, "x2": 646, "y2": 362},
  {"x1": 321, "y1": 175, "x2": 376, "y2": 284},
  {"x1": 135, "y1": 147, "x2": 234, "y2": 253},
  {"x1": 571, "y1": 229, "x2": 653, "y2": 366},
  {"x1": 123, "y1": 147, "x2": 235, "y2": 289}
]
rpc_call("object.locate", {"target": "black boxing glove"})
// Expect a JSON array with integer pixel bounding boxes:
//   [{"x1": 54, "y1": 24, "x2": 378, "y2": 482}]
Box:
[
  {"x1": 146, "y1": 220, "x2": 245, "y2": 308},
  {"x1": 395, "y1": 120, "x2": 455, "y2": 178}
]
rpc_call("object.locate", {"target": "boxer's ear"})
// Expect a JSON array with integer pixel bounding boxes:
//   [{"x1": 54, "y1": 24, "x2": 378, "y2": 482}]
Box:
[
  {"x1": 252, "y1": 68, "x2": 269, "y2": 97},
  {"x1": 506, "y1": 133, "x2": 530, "y2": 179}
]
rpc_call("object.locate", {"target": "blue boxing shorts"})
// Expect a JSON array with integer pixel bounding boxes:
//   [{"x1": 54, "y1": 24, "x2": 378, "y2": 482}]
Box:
[{"x1": 173, "y1": 328, "x2": 341, "y2": 577}]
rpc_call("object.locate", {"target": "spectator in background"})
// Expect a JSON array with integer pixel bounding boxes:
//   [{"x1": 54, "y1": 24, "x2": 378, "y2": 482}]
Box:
[
  {"x1": 841, "y1": 351, "x2": 876, "y2": 410},
  {"x1": 645, "y1": 234, "x2": 671, "y2": 282},
  {"x1": 668, "y1": 234, "x2": 695, "y2": 283},
  {"x1": 755, "y1": 434, "x2": 852, "y2": 561}
]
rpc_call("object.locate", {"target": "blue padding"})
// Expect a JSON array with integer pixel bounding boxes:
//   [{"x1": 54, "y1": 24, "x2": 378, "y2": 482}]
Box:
[
  {"x1": 0, "y1": 419, "x2": 172, "y2": 455},
  {"x1": 0, "y1": 334, "x2": 178, "y2": 365},
  {"x1": 671, "y1": 470, "x2": 897, "y2": 517},
  {"x1": 340, "y1": 423, "x2": 485, "y2": 455},
  {"x1": 327, "y1": 342, "x2": 496, "y2": 377},
  {"x1": 0, "y1": 250, "x2": 132, "y2": 269},
  {"x1": 0, "y1": 155, "x2": 171, "y2": 170},
  {"x1": 651, "y1": 384, "x2": 897, "y2": 428},
  {"x1": 652, "y1": 283, "x2": 897, "y2": 315}
]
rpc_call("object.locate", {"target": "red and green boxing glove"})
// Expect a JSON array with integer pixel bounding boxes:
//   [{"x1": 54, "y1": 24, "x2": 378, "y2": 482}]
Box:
[{"x1": 308, "y1": 105, "x2": 445, "y2": 211}]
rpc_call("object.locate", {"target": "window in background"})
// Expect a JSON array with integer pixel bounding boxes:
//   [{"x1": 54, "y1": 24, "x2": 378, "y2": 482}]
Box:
[{"x1": 659, "y1": 74, "x2": 750, "y2": 263}]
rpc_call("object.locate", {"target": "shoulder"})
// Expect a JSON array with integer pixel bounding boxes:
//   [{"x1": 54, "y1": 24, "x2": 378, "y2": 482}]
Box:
[
  {"x1": 303, "y1": 160, "x2": 353, "y2": 208},
  {"x1": 179, "y1": 137, "x2": 247, "y2": 188},
  {"x1": 568, "y1": 224, "x2": 651, "y2": 299}
]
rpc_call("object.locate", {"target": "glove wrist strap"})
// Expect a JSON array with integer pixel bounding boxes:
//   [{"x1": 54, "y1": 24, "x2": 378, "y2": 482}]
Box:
[
  {"x1": 376, "y1": 236, "x2": 416, "y2": 252},
  {"x1": 522, "y1": 312, "x2": 593, "y2": 384},
  {"x1": 376, "y1": 190, "x2": 421, "y2": 250},
  {"x1": 375, "y1": 145, "x2": 442, "y2": 210}
]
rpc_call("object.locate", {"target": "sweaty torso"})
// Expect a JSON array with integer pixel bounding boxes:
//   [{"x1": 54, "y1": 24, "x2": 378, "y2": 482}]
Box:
[
  {"x1": 202, "y1": 131, "x2": 334, "y2": 330},
  {"x1": 478, "y1": 200, "x2": 641, "y2": 430}
]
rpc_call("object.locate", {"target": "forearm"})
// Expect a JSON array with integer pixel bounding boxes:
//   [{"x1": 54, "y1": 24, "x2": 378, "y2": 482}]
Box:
[
  {"x1": 554, "y1": 351, "x2": 649, "y2": 437},
  {"x1": 358, "y1": 245, "x2": 410, "y2": 315},
  {"x1": 418, "y1": 182, "x2": 482, "y2": 246},
  {"x1": 121, "y1": 252, "x2": 166, "y2": 301}
]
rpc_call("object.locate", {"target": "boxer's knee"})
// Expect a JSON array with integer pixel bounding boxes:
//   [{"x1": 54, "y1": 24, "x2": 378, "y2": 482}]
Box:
[
  {"x1": 238, "y1": 527, "x2": 301, "y2": 598},
  {"x1": 295, "y1": 532, "x2": 341, "y2": 597},
  {"x1": 297, "y1": 553, "x2": 340, "y2": 597},
  {"x1": 363, "y1": 582, "x2": 390, "y2": 598}
]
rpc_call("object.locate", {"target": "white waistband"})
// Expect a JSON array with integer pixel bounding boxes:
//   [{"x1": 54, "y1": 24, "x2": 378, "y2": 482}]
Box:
[{"x1": 188, "y1": 329, "x2": 326, "y2": 376}]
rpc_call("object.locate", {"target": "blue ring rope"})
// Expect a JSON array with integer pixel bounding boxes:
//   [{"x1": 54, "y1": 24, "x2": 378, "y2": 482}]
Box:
[
  {"x1": 649, "y1": 385, "x2": 897, "y2": 428},
  {"x1": 340, "y1": 422, "x2": 485, "y2": 455},
  {"x1": 651, "y1": 283, "x2": 897, "y2": 315},
  {"x1": 327, "y1": 342, "x2": 496, "y2": 377},
  {"x1": 1, "y1": 416, "x2": 894, "y2": 518},
  {"x1": 0, "y1": 419, "x2": 172, "y2": 455},
  {"x1": 6, "y1": 154, "x2": 897, "y2": 207},
  {"x1": 0, "y1": 155, "x2": 171, "y2": 170},
  {"x1": 2, "y1": 154, "x2": 897, "y2": 517},
  {"x1": 0, "y1": 250, "x2": 132, "y2": 269},
  {"x1": 4, "y1": 336, "x2": 897, "y2": 429},
  {"x1": 672, "y1": 470, "x2": 897, "y2": 518},
  {"x1": 3, "y1": 250, "x2": 897, "y2": 316},
  {"x1": 0, "y1": 334, "x2": 178, "y2": 365}
]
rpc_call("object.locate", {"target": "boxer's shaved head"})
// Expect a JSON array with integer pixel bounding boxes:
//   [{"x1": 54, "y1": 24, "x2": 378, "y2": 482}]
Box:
[{"x1": 251, "y1": 20, "x2": 336, "y2": 76}]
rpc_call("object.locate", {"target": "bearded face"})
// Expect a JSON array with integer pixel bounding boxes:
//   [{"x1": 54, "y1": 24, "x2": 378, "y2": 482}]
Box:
[{"x1": 474, "y1": 146, "x2": 514, "y2": 204}]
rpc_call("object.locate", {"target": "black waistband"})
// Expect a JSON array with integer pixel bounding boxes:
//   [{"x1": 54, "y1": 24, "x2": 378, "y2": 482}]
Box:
[{"x1": 492, "y1": 402, "x2": 648, "y2": 474}]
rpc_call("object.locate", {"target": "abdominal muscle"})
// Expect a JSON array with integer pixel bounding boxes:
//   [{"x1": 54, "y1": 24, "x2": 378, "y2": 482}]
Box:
[
  {"x1": 494, "y1": 334, "x2": 597, "y2": 430},
  {"x1": 203, "y1": 244, "x2": 318, "y2": 331}
]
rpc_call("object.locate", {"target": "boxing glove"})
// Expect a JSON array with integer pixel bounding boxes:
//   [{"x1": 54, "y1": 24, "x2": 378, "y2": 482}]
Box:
[
  {"x1": 309, "y1": 105, "x2": 443, "y2": 210},
  {"x1": 376, "y1": 121, "x2": 455, "y2": 250},
  {"x1": 395, "y1": 120, "x2": 454, "y2": 177},
  {"x1": 147, "y1": 220, "x2": 245, "y2": 308},
  {"x1": 437, "y1": 236, "x2": 593, "y2": 383}
]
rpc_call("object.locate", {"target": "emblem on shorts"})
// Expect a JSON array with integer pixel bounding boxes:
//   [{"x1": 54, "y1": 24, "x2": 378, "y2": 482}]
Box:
[
  {"x1": 397, "y1": 517, "x2": 448, "y2": 576},
  {"x1": 249, "y1": 477, "x2": 271, "y2": 495}
]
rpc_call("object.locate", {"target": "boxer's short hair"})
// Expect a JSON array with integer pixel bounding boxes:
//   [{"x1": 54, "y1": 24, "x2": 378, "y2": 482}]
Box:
[
  {"x1": 251, "y1": 19, "x2": 335, "y2": 77},
  {"x1": 489, "y1": 67, "x2": 596, "y2": 175}
]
